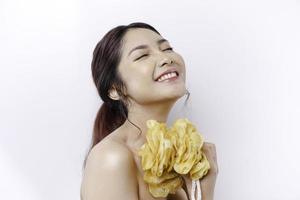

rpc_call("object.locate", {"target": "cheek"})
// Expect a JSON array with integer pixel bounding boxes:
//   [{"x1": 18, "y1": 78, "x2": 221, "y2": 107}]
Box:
[
  {"x1": 125, "y1": 71, "x2": 153, "y2": 93},
  {"x1": 174, "y1": 53, "x2": 185, "y2": 67},
  {"x1": 119, "y1": 64, "x2": 152, "y2": 84},
  {"x1": 172, "y1": 53, "x2": 186, "y2": 74},
  {"x1": 130, "y1": 63, "x2": 154, "y2": 81}
]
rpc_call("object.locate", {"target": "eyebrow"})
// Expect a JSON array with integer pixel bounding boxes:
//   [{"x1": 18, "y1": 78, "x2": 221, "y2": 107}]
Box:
[{"x1": 127, "y1": 38, "x2": 169, "y2": 57}]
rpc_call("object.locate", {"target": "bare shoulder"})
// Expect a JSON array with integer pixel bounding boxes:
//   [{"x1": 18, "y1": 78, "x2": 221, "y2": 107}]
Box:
[
  {"x1": 84, "y1": 139, "x2": 135, "y2": 170},
  {"x1": 80, "y1": 139, "x2": 138, "y2": 200}
]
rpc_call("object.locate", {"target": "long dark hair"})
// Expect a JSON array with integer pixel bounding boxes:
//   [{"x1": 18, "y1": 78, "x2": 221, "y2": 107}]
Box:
[{"x1": 82, "y1": 22, "x2": 190, "y2": 170}]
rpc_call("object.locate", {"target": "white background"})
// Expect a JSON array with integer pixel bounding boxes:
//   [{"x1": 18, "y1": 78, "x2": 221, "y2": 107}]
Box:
[{"x1": 1, "y1": 0, "x2": 299, "y2": 199}]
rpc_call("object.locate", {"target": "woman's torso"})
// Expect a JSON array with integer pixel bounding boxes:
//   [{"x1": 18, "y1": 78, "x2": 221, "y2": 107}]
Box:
[{"x1": 101, "y1": 128, "x2": 187, "y2": 200}]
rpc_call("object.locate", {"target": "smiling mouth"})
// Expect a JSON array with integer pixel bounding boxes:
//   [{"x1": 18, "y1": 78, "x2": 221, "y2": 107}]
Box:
[{"x1": 155, "y1": 71, "x2": 179, "y2": 82}]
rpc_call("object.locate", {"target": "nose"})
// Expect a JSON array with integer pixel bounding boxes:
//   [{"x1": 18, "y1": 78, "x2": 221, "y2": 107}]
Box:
[{"x1": 158, "y1": 57, "x2": 173, "y2": 68}]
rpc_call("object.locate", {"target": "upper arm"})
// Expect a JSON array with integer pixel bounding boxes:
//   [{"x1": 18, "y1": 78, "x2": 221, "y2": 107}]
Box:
[{"x1": 80, "y1": 142, "x2": 138, "y2": 200}]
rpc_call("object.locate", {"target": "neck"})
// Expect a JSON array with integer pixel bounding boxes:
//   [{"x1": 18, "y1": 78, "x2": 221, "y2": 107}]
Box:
[{"x1": 121, "y1": 100, "x2": 176, "y2": 146}]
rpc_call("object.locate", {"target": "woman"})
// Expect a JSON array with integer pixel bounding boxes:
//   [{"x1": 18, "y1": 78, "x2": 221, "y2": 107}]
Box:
[{"x1": 80, "y1": 22, "x2": 218, "y2": 200}]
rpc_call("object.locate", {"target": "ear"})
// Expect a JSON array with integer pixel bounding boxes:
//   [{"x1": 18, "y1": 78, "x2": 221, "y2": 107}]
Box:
[{"x1": 108, "y1": 86, "x2": 120, "y2": 101}]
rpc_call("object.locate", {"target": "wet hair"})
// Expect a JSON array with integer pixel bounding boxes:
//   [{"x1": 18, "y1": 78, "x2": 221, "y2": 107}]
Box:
[{"x1": 82, "y1": 22, "x2": 190, "y2": 170}]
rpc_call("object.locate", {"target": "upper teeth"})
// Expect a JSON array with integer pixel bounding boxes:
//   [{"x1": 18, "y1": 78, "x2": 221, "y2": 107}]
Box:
[{"x1": 157, "y1": 72, "x2": 177, "y2": 82}]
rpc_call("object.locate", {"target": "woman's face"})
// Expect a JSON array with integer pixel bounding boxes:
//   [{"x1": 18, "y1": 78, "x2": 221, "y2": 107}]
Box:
[{"x1": 116, "y1": 28, "x2": 186, "y2": 105}]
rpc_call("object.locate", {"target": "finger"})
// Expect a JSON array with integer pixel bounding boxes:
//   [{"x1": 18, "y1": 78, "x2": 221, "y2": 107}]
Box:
[
  {"x1": 203, "y1": 142, "x2": 216, "y2": 151},
  {"x1": 202, "y1": 142, "x2": 218, "y2": 173},
  {"x1": 202, "y1": 142, "x2": 217, "y2": 160}
]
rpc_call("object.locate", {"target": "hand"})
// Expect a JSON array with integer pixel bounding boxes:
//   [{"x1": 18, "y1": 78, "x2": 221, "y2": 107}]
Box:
[
  {"x1": 199, "y1": 142, "x2": 218, "y2": 200},
  {"x1": 182, "y1": 142, "x2": 219, "y2": 200}
]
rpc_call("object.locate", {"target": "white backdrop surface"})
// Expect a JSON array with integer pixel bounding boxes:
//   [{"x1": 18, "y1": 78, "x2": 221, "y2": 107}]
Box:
[{"x1": 0, "y1": 0, "x2": 299, "y2": 199}]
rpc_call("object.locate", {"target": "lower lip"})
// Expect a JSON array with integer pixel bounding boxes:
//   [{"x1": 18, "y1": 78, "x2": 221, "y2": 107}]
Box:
[{"x1": 156, "y1": 75, "x2": 179, "y2": 83}]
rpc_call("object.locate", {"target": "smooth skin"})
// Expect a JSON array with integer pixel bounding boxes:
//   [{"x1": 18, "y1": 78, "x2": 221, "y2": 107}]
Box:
[{"x1": 80, "y1": 28, "x2": 218, "y2": 200}]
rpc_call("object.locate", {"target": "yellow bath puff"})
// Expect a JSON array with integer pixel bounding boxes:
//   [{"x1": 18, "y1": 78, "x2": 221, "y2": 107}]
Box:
[{"x1": 138, "y1": 118, "x2": 210, "y2": 198}]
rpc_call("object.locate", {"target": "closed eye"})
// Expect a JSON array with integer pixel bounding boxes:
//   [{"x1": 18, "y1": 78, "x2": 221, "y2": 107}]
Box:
[
  {"x1": 134, "y1": 47, "x2": 173, "y2": 61},
  {"x1": 134, "y1": 54, "x2": 148, "y2": 61},
  {"x1": 163, "y1": 47, "x2": 173, "y2": 51}
]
